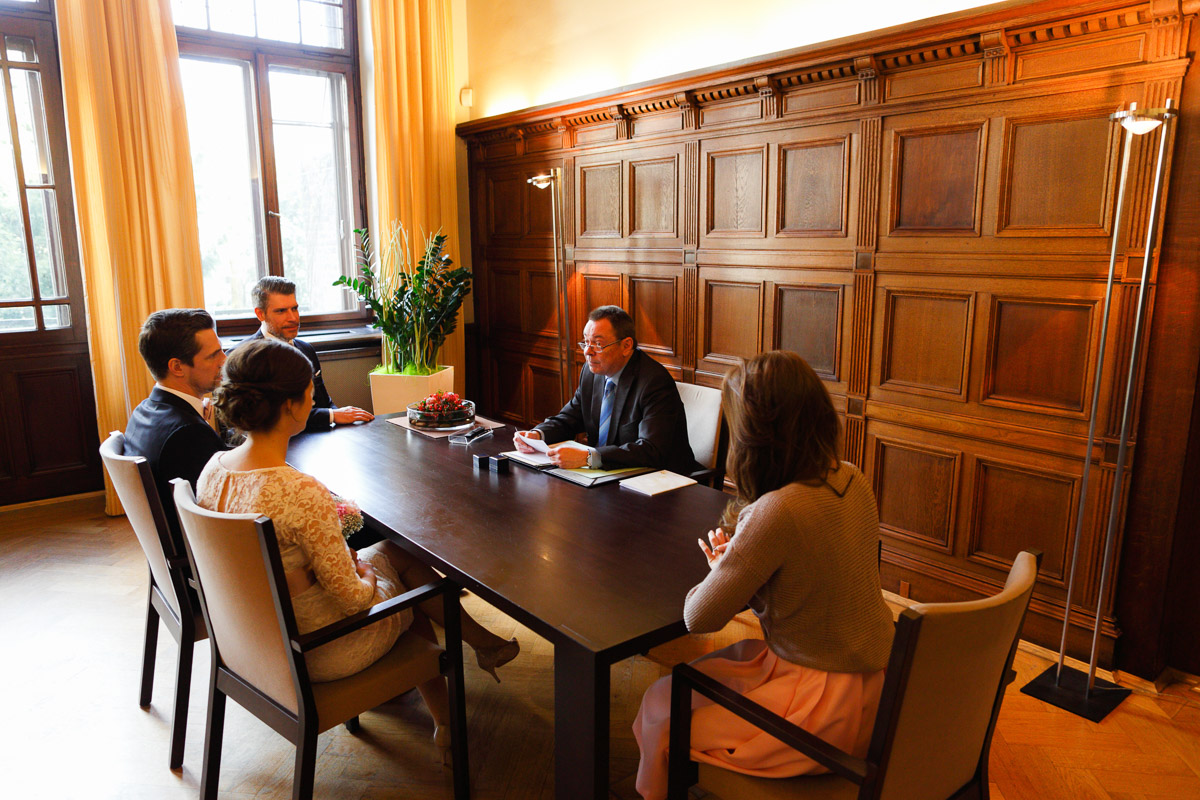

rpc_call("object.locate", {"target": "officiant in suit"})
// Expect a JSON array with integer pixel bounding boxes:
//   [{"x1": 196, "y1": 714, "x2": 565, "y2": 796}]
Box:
[
  {"x1": 124, "y1": 308, "x2": 228, "y2": 548},
  {"x1": 241, "y1": 276, "x2": 374, "y2": 432},
  {"x1": 515, "y1": 305, "x2": 696, "y2": 475}
]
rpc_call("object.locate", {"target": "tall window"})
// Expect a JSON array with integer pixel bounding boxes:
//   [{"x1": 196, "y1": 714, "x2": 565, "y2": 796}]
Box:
[
  {"x1": 173, "y1": 0, "x2": 364, "y2": 325},
  {"x1": 0, "y1": 12, "x2": 74, "y2": 334}
]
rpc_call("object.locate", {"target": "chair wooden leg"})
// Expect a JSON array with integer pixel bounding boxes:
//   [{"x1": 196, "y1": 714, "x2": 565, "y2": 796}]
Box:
[
  {"x1": 200, "y1": 684, "x2": 226, "y2": 800},
  {"x1": 667, "y1": 669, "x2": 697, "y2": 800},
  {"x1": 293, "y1": 725, "x2": 318, "y2": 800},
  {"x1": 168, "y1": 632, "x2": 195, "y2": 770},
  {"x1": 139, "y1": 588, "x2": 160, "y2": 708},
  {"x1": 442, "y1": 587, "x2": 471, "y2": 800}
]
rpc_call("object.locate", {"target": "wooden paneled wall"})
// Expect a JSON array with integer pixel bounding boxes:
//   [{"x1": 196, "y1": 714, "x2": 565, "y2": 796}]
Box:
[{"x1": 457, "y1": 0, "x2": 1200, "y2": 673}]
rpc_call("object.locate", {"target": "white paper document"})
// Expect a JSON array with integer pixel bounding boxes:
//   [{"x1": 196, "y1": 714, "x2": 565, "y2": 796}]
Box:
[{"x1": 515, "y1": 432, "x2": 550, "y2": 453}]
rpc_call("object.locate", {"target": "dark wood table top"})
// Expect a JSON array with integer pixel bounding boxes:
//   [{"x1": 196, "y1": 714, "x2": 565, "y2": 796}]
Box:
[{"x1": 288, "y1": 415, "x2": 730, "y2": 657}]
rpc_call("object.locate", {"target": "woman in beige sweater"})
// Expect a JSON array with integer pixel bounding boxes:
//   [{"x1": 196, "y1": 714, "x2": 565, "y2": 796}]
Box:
[{"x1": 633, "y1": 351, "x2": 894, "y2": 799}]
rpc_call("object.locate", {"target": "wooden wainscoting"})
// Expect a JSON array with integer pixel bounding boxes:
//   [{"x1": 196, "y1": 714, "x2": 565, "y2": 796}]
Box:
[{"x1": 457, "y1": 0, "x2": 1200, "y2": 675}]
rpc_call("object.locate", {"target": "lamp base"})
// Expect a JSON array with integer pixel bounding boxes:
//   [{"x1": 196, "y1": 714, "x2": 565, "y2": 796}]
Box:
[{"x1": 1020, "y1": 664, "x2": 1130, "y2": 722}]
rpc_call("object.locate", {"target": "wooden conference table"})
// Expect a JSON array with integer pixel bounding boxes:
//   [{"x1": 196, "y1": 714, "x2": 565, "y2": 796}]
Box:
[{"x1": 287, "y1": 415, "x2": 730, "y2": 800}]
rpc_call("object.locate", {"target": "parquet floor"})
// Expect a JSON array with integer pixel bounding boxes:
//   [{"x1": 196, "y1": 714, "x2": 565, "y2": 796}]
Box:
[{"x1": 2, "y1": 495, "x2": 1199, "y2": 799}]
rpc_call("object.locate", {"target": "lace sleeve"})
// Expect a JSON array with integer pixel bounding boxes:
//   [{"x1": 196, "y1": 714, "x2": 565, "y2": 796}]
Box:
[{"x1": 284, "y1": 473, "x2": 374, "y2": 615}]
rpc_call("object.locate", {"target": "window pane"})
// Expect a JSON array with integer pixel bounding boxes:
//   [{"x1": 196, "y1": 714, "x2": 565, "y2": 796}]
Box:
[
  {"x1": 0, "y1": 82, "x2": 32, "y2": 302},
  {"x1": 269, "y1": 67, "x2": 354, "y2": 314},
  {"x1": 180, "y1": 58, "x2": 268, "y2": 318},
  {"x1": 170, "y1": 0, "x2": 209, "y2": 30},
  {"x1": 42, "y1": 303, "x2": 69, "y2": 329},
  {"x1": 0, "y1": 306, "x2": 35, "y2": 332},
  {"x1": 258, "y1": 0, "x2": 301, "y2": 44},
  {"x1": 208, "y1": 0, "x2": 256, "y2": 37},
  {"x1": 12, "y1": 69, "x2": 52, "y2": 185},
  {"x1": 27, "y1": 189, "x2": 64, "y2": 298},
  {"x1": 300, "y1": 1, "x2": 344, "y2": 49},
  {"x1": 5, "y1": 37, "x2": 38, "y2": 63}
]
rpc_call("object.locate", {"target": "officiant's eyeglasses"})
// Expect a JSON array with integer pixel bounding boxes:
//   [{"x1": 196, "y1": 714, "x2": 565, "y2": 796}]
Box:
[{"x1": 578, "y1": 339, "x2": 623, "y2": 353}]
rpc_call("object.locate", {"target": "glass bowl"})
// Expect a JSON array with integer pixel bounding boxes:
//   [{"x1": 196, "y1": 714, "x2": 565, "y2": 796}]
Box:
[{"x1": 406, "y1": 398, "x2": 475, "y2": 430}]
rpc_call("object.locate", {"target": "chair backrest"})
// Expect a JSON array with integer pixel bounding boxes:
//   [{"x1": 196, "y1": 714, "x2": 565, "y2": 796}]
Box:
[
  {"x1": 871, "y1": 551, "x2": 1039, "y2": 800},
  {"x1": 676, "y1": 381, "x2": 723, "y2": 470},
  {"x1": 172, "y1": 479, "x2": 301, "y2": 715},
  {"x1": 99, "y1": 431, "x2": 183, "y2": 615}
]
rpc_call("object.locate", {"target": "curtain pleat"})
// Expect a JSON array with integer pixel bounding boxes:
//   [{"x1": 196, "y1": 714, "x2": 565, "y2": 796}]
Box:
[
  {"x1": 369, "y1": 0, "x2": 464, "y2": 389},
  {"x1": 56, "y1": 0, "x2": 204, "y2": 514}
]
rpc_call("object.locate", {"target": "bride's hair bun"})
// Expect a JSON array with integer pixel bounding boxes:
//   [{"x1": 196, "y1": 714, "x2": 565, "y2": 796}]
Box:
[{"x1": 213, "y1": 339, "x2": 313, "y2": 433}]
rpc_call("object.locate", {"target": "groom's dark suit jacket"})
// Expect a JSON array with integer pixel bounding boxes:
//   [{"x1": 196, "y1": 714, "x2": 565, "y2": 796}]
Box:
[
  {"x1": 241, "y1": 331, "x2": 335, "y2": 432},
  {"x1": 124, "y1": 386, "x2": 226, "y2": 550},
  {"x1": 535, "y1": 348, "x2": 696, "y2": 475}
]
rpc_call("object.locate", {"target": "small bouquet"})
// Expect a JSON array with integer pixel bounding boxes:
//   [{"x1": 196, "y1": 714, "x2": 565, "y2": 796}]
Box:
[
  {"x1": 332, "y1": 494, "x2": 364, "y2": 540},
  {"x1": 414, "y1": 390, "x2": 467, "y2": 415},
  {"x1": 407, "y1": 390, "x2": 475, "y2": 428}
]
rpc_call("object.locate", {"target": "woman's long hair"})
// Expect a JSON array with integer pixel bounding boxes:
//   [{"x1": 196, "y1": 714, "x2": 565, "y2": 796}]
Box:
[{"x1": 719, "y1": 351, "x2": 840, "y2": 532}]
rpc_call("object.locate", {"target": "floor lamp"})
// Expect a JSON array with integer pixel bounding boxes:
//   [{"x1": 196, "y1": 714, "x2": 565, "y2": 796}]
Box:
[
  {"x1": 1022, "y1": 99, "x2": 1179, "y2": 722},
  {"x1": 527, "y1": 169, "x2": 572, "y2": 404}
]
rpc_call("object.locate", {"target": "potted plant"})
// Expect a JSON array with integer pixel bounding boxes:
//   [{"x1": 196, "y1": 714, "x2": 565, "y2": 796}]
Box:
[{"x1": 334, "y1": 222, "x2": 473, "y2": 414}]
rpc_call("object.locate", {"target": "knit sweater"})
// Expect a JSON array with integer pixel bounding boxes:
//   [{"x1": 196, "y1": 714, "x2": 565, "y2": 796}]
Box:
[{"x1": 683, "y1": 461, "x2": 894, "y2": 674}]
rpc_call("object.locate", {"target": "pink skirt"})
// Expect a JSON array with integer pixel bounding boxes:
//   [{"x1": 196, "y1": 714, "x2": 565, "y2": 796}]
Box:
[{"x1": 632, "y1": 639, "x2": 886, "y2": 800}]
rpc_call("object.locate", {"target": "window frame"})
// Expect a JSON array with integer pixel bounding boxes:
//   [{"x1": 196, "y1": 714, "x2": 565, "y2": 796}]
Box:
[
  {"x1": 0, "y1": 8, "x2": 87, "y2": 350},
  {"x1": 175, "y1": 0, "x2": 369, "y2": 337}
]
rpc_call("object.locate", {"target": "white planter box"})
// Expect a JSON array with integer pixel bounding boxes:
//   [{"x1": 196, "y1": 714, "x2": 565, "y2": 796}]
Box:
[{"x1": 368, "y1": 366, "x2": 455, "y2": 415}]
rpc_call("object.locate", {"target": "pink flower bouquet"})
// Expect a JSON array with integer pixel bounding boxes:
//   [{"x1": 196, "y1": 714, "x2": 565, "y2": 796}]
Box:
[{"x1": 333, "y1": 494, "x2": 364, "y2": 540}]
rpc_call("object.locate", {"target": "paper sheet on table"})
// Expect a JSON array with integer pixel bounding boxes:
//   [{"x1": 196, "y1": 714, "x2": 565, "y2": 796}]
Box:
[{"x1": 505, "y1": 438, "x2": 589, "y2": 468}]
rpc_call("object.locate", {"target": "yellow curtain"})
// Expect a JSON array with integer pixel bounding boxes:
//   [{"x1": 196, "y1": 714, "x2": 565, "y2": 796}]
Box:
[
  {"x1": 56, "y1": 0, "x2": 205, "y2": 514},
  {"x1": 369, "y1": 0, "x2": 465, "y2": 390}
]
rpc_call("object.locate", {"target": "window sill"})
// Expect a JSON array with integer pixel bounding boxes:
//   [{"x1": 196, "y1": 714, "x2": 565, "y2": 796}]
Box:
[{"x1": 220, "y1": 325, "x2": 381, "y2": 353}]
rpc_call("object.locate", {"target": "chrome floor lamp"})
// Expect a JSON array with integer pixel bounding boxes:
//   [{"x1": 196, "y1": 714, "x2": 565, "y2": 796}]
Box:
[
  {"x1": 527, "y1": 169, "x2": 572, "y2": 403},
  {"x1": 1022, "y1": 99, "x2": 1179, "y2": 722}
]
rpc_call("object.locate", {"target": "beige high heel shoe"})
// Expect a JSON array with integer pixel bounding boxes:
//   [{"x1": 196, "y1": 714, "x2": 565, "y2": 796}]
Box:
[{"x1": 475, "y1": 637, "x2": 520, "y2": 683}]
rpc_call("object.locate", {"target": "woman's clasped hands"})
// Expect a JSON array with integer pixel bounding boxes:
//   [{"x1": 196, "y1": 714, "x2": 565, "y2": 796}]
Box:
[{"x1": 697, "y1": 527, "x2": 730, "y2": 569}]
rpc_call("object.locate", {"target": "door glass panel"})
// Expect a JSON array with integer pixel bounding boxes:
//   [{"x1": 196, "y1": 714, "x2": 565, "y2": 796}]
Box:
[
  {"x1": 42, "y1": 303, "x2": 70, "y2": 329},
  {"x1": 170, "y1": 0, "x2": 209, "y2": 30},
  {"x1": 207, "y1": 0, "x2": 256, "y2": 37},
  {"x1": 5, "y1": 37, "x2": 37, "y2": 63},
  {"x1": 258, "y1": 0, "x2": 301, "y2": 43},
  {"x1": 269, "y1": 66, "x2": 353, "y2": 314},
  {"x1": 11, "y1": 69, "x2": 52, "y2": 185},
  {"x1": 0, "y1": 306, "x2": 35, "y2": 332},
  {"x1": 180, "y1": 57, "x2": 267, "y2": 318},
  {"x1": 27, "y1": 188, "x2": 64, "y2": 298},
  {"x1": 0, "y1": 86, "x2": 32, "y2": 302},
  {"x1": 299, "y1": 0, "x2": 344, "y2": 49}
]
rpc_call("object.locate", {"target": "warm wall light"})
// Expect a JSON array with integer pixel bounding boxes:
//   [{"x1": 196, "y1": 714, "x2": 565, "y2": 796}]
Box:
[
  {"x1": 1023, "y1": 98, "x2": 1179, "y2": 722},
  {"x1": 459, "y1": 87, "x2": 473, "y2": 108}
]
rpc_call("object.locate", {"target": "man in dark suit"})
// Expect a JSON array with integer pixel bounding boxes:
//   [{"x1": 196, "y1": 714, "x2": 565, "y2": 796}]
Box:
[
  {"x1": 515, "y1": 305, "x2": 696, "y2": 475},
  {"x1": 124, "y1": 308, "x2": 228, "y2": 548},
  {"x1": 242, "y1": 276, "x2": 374, "y2": 432}
]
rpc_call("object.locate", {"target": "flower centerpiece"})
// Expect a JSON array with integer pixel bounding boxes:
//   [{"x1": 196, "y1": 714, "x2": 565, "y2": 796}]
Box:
[
  {"x1": 407, "y1": 390, "x2": 475, "y2": 429},
  {"x1": 333, "y1": 222, "x2": 472, "y2": 413}
]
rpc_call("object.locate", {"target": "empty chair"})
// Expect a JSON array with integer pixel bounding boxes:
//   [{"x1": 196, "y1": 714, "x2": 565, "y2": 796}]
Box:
[
  {"x1": 171, "y1": 479, "x2": 469, "y2": 800},
  {"x1": 98, "y1": 431, "x2": 207, "y2": 770},
  {"x1": 666, "y1": 550, "x2": 1042, "y2": 800},
  {"x1": 675, "y1": 381, "x2": 728, "y2": 488}
]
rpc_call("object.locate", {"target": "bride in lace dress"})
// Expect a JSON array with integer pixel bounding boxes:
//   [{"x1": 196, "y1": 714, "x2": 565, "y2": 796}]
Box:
[{"x1": 196, "y1": 338, "x2": 519, "y2": 749}]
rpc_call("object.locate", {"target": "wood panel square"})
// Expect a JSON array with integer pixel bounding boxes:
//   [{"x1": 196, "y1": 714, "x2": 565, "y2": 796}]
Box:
[
  {"x1": 529, "y1": 363, "x2": 564, "y2": 422},
  {"x1": 890, "y1": 124, "x2": 984, "y2": 235},
  {"x1": 630, "y1": 157, "x2": 677, "y2": 237},
  {"x1": 630, "y1": 277, "x2": 677, "y2": 355},
  {"x1": 525, "y1": 177, "x2": 554, "y2": 237},
  {"x1": 489, "y1": 354, "x2": 525, "y2": 423},
  {"x1": 999, "y1": 112, "x2": 1115, "y2": 235},
  {"x1": 579, "y1": 163, "x2": 621, "y2": 237},
  {"x1": 704, "y1": 281, "x2": 761, "y2": 360},
  {"x1": 778, "y1": 139, "x2": 848, "y2": 236},
  {"x1": 872, "y1": 438, "x2": 960, "y2": 551},
  {"x1": 969, "y1": 459, "x2": 1074, "y2": 582},
  {"x1": 880, "y1": 290, "x2": 974, "y2": 399},
  {"x1": 582, "y1": 274, "x2": 622, "y2": 317},
  {"x1": 774, "y1": 285, "x2": 841, "y2": 379},
  {"x1": 707, "y1": 148, "x2": 765, "y2": 236},
  {"x1": 17, "y1": 368, "x2": 89, "y2": 474},
  {"x1": 488, "y1": 175, "x2": 524, "y2": 238},
  {"x1": 489, "y1": 269, "x2": 523, "y2": 332},
  {"x1": 983, "y1": 298, "x2": 1093, "y2": 415},
  {"x1": 526, "y1": 272, "x2": 559, "y2": 336}
]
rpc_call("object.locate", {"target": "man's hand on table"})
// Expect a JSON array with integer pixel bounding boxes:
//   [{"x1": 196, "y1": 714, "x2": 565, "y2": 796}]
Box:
[
  {"x1": 513, "y1": 429, "x2": 542, "y2": 453},
  {"x1": 333, "y1": 406, "x2": 374, "y2": 424},
  {"x1": 548, "y1": 444, "x2": 590, "y2": 469}
]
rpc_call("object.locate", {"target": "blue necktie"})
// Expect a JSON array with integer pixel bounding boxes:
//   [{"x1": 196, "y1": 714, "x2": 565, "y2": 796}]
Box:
[{"x1": 597, "y1": 380, "x2": 616, "y2": 447}]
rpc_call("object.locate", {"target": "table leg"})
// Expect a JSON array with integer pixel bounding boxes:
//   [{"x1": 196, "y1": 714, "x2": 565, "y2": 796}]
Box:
[{"x1": 554, "y1": 642, "x2": 609, "y2": 800}]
